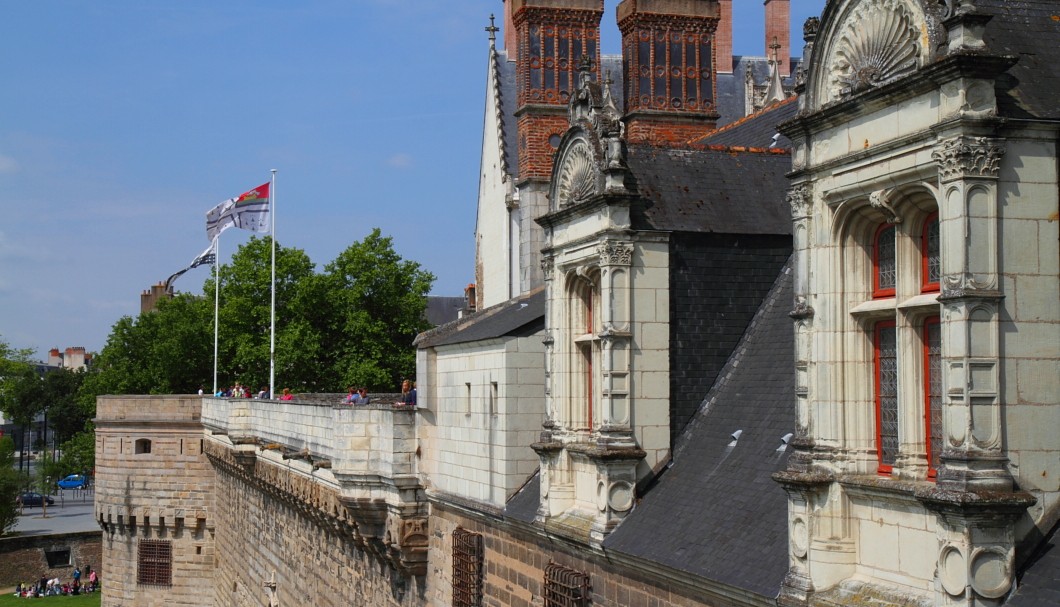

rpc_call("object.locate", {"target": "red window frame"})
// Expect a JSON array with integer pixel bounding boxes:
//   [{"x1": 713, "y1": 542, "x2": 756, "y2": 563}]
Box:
[
  {"x1": 923, "y1": 316, "x2": 942, "y2": 478},
  {"x1": 874, "y1": 321, "x2": 898, "y2": 474},
  {"x1": 873, "y1": 223, "x2": 897, "y2": 298},
  {"x1": 921, "y1": 212, "x2": 940, "y2": 293}
]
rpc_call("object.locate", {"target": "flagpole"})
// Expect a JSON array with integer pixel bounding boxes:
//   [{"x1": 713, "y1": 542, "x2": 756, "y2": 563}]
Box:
[
  {"x1": 269, "y1": 169, "x2": 277, "y2": 398},
  {"x1": 212, "y1": 235, "x2": 220, "y2": 395}
]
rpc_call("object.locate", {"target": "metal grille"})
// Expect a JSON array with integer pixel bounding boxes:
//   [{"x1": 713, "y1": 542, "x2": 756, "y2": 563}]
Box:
[
  {"x1": 137, "y1": 539, "x2": 172, "y2": 587},
  {"x1": 452, "y1": 528, "x2": 483, "y2": 607},
  {"x1": 544, "y1": 562, "x2": 590, "y2": 607},
  {"x1": 926, "y1": 319, "x2": 943, "y2": 472},
  {"x1": 876, "y1": 323, "x2": 899, "y2": 468}
]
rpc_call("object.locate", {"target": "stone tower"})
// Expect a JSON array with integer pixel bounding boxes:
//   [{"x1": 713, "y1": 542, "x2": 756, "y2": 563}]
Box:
[{"x1": 95, "y1": 396, "x2": 216, "y2": 606}]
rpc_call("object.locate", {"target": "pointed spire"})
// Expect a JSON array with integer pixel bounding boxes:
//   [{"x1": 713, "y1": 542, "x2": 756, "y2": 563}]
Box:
[
  {"x1": 764, "y1": 36, "x2": 787, "y2": 105},
  {"x1": 485, "y1": 13, "x2": 499, "y2": 47}
]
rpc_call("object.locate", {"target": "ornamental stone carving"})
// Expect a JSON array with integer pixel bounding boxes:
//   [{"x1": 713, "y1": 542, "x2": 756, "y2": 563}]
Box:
[
  {"x1": 556, "y1": 141, "x2": 597, "y2": 208},
  {"x1": 869, "y1": 188, "x2": 902, "y2": 224},
  {"x1": 827, "y1": 0, "x2": 921, "y2": 101},
  {"x1": 787, "y1": 184, "x2": 812, "y2": 218},
  {"x1": 541, "y1": 254, "x2": 555, "y2": 281},
  {"x1": 598, "y1": 241, "x2": 633, "y2": 266},
  {"x1": 932, "y1": 137, "x2": 1005, "y2": 182}
]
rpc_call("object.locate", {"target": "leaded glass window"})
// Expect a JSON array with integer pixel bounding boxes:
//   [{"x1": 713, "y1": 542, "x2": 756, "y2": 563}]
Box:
[
  {"x1": 923, "y1": 214, "x2": 940, "y2": 290},
  {"x1": 925, "y1": 318, "x2": 942, "y2": 474},
  {"x1": 874, "y1": 224, "x2": 897, "y2": 296},
  {"x1": 875, "y1": 322, "x2": 899, "y2": 471}
]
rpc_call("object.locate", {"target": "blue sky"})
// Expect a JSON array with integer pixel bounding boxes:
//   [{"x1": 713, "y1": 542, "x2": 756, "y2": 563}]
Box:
[{"x1": 0, "y1": 0, "x2": 824, "y2": 356}]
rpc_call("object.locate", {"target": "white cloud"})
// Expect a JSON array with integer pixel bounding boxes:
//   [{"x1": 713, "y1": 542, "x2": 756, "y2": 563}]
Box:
[{"x1": 386, "y1": 153, "x2": 414, "y2": 169}]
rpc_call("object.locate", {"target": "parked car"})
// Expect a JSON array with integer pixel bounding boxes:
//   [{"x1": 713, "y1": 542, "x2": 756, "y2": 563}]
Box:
[
  {"x1": 57, "y1": 474, "x2": 88, "y2": 489},
  {"x1": 17, "y1": 492, "x2": 54, "y2": 507}
]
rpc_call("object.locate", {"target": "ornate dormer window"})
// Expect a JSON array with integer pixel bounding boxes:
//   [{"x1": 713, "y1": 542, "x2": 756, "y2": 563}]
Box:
[{"x1": 556, "y1": 140, "x2": 597, "y2": 208}]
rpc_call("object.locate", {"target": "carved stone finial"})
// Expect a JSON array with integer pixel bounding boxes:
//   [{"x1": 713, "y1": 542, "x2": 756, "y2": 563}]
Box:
[
  {"x1": 932, "y1": 137, "x2": 1005, "y2": 182},
  {"x1": 485, "y1": 14, "x2": 499, "y2": 46},
  {"x1": 869, "y1": 189, "x2": 903, "y2": 224},
  {"x1": 803, "y1": 17, "x2": 820, "y2": 42}
]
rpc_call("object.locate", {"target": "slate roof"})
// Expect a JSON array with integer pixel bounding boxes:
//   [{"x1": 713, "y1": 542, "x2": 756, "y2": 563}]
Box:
[
  {"x1": 1007, "y1": 522, "x2": 1060, "y2": 607},
  {"x1": 715, "y1": 56, "x2": 800, "y2": 127},
  {"x1": 603, "y1": 261, "x2": 796, "y2": 599},
  {"x1": 504, "y1": 470, "x2": 541, "y2": 524},
  {"x1": 978, "y1": 0, "x2": 1060, "y2": 120},
  {"x1": 626, "y1": 145, "x2": 793, "y2": 235},
  {"x1": 693, "y1": 96, "x2": 798, "y2": 149},
  {"x1": 425, "y1": 296, "x2": 466, "y2": 327},
  {"x1": 414, "y1": 288, "x2": 545, "y2": 348}
]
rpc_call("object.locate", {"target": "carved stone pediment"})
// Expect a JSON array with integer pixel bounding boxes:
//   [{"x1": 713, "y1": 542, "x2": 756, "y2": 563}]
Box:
[
  {"x1": 556, "y1": 139, "x2": 600, "y2": 208},
  {"x1": 824, "y1": 0, "x2": 924, "y2": 102}
]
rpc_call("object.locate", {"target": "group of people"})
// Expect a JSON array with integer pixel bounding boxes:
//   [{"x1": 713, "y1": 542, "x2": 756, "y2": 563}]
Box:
[
  {"x1": 207, "y1": 383, "x2": 271, "y2": 399},
  {"x1": 344, "y1": 387, "x2": 371, "y2": 405},
  {"x1": 14, "y1": 566, "x2": 98, "y2": 598}
]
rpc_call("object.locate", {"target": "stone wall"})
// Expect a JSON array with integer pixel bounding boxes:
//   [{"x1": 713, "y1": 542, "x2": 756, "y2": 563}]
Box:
[
  {"x1": 427, "y1": 500, "x2": 773, "y2": 607},
  {"x1": 209, "y1": 449, "x2": 423, "y2": 607},
  {"x1": 0, "y1": 531, "x2": 101, "y2": 588}
]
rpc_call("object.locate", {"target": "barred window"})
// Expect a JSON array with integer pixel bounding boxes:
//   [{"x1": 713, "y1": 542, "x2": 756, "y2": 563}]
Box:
[
  {"x1": 452, "y1": 528, "x2": 483, "y2": 607},
  {"x1": 544, "y1": 562, "x2": 590, "y2": 607},
  {"x1": 137, "y1": 539, "x2": 172, "y2": 587}
]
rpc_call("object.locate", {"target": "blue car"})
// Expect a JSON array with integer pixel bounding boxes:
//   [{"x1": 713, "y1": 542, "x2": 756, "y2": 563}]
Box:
[{"x1": 57, "y1": 474, "x2": 88, "y2": 489}]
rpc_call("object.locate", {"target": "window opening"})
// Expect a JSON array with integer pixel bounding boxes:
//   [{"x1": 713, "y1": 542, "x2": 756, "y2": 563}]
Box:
[
  {"x1": 452, "y1": 528, "x2": 484, "y2": 607},
  {"x1": 873, "y1": 223, "x2": 897, "y2": 297},
  {"x1": 924, "y1": 317, "x2": 942, "y2": 477},
  {"x1": 874, "y1": 322, "x2": 899, "y2": 473},
  {"x1": 544, "y1": 562, "x2": 591, "y2": 607},
  {"x1": 135, "y1": 438, "x2": 152, "y2": 455},
  {"x1": 922, "y1": 213, "x2": 940, "y2": 291},
  {"x1": 137, "y1": 539, "x2": 172, "y2": 587},
  {"x1": 44, "y1": 549, "x2": 71, "y2": 568}
]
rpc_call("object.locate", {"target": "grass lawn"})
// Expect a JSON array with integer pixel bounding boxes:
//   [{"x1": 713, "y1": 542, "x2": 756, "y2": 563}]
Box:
[{"x1": 0, "y1": 591, "x2": 101, "y2": 606}]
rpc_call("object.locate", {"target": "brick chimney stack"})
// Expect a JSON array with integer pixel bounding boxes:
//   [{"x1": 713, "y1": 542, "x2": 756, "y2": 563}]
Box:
[
  {"x1": 716, "y1": 0, "x2": 733, "y2": 73},
  {"x1": 764, "y1": 0, "x2": 790, "y2": 77},
  {"x1": 511, "y1": 0, "x2": 604, "y2": 182},
  {"x1": 617, "y1": 0, "x2": 722, "y2": 145},
  {"x1": 503, "y1": 0, "x2": 518, "y2": 59}
]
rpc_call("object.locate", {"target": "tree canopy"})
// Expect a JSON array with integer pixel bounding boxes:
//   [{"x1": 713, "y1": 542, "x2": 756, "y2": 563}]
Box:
[{"x1": 80, "y1": 230, "x2": 434, "y2": 401}]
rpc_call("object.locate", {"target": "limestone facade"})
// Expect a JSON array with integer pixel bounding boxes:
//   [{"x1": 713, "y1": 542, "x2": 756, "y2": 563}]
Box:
[
  {"x1": 775, "y1": 1, "x2": 1059, "y2": 606},
  {"x1": 416, "y1": 332, "x2": 545, "y2": 508}
]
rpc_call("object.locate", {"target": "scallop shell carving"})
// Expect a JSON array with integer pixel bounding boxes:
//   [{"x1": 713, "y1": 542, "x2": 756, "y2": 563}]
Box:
[
  {"x1": 828, "y1": 0, "x2": 921, "y2": 101},
  {"x1": 556, "y1": 142, "x2": 597, "y2": 208}
]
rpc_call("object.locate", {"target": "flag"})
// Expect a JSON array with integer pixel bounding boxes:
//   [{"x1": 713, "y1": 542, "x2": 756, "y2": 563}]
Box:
[
  {"x1": 206, "y1": 182, "x2": 271, "y2": 241},
  {"x1": 165, "y1": 242, "x2": 217, "y2": 289}
]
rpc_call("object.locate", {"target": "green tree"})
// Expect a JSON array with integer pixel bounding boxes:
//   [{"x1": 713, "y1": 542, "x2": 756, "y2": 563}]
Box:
[
  {"x1": 0, "y1": 437, "x2": 19, "y2": 536},
  {"x1": 57, "y1": 429, "x2": 95, "y2": 479},
  {"x1": 324, "y1": 229, "x2": 434, "y2": 390},
  {"x1": 79, "y1": 230, "x2": 434, "y2": 400}
]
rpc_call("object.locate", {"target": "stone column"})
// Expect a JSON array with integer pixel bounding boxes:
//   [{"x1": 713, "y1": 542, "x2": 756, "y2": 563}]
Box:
[
  {"x1": 931, "y1": 136, "x2": 1011, "y2": 493},
  {"x1": 595, "y1": 239, "x2": 634, "y2": 447}
]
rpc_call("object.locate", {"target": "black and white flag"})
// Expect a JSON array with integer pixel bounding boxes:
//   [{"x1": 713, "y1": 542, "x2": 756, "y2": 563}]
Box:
[{"x1": 165, "y1": 242, "x2": 217, "y2": 289}]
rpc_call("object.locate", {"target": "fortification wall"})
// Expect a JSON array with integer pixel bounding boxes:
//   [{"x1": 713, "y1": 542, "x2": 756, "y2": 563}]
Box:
[{"x1": 207, "y1": 444, "x2": 423, "y2": 607}]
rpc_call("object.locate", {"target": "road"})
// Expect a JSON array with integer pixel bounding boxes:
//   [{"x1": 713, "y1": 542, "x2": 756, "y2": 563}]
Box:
[{"x1": 12, "y1": 489, "x2": 98, "y2": 536}]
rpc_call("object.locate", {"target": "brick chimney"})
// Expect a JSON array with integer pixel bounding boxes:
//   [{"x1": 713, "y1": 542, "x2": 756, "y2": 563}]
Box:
[
  {"x1": 618, "y1": 0, "x2": 722, "y2": 145},
  {"x1": 48, "y1": 348, "x2": 61, "y2": 367},
  {"x1": 503, "y1": 0, "x2": 518, "y2": 59},
  {"x1": 511, "y1": 0, "x2": 604, "y2": 183},
  {"x1": 764, "y1": 0, "x2": 790, "y2": 77},
  {"x1": 716, "y1": 0, "x2": 733, "y2": 73}
]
